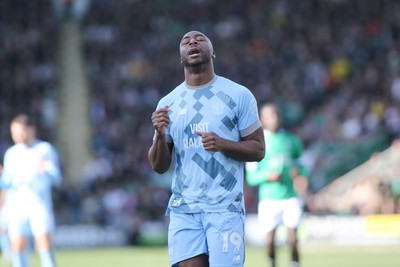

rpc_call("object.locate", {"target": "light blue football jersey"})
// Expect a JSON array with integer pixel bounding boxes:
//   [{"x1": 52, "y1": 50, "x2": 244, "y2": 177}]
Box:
[
  {"x1": 156, "y1": 75, "x2": 261, "y2": 214},
  {"x1": 1, "y1": 140, "x2": 62, "y2": 213}
]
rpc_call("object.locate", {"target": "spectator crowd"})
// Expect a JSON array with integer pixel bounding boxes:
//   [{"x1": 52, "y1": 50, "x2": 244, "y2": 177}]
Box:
[{"x1": 1, "y1": 0, "x2": 400, "y2": 243}]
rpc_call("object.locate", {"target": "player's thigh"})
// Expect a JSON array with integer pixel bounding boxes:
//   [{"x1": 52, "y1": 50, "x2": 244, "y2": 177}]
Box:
[
  {"x1": 282, "y1": 198, "x2": 303, "y2": 229},
  {"x1": 258, "y1": 199, "x2": 284, "y2": 232},
  {"x1": 7, "y1": 217, "x2": 29, "y2": 252},
  {"x1": 168, "y1": 212, "x2": 208, "y2": 266},
  {"x1": 174, "y1": 254, "x2": 209, "y2": 267},
  {"x1": 205, "y1": 212, "x2": 245, "y2": 267}
]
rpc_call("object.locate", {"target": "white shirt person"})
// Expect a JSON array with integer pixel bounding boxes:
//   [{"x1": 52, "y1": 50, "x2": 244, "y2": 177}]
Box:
[{"x1": 1, "y1": 114, "x2": 62, "y2": 267}]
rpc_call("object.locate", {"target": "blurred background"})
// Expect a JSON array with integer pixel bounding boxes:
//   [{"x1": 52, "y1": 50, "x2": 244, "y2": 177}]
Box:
[{"x1": 1, "y1": 0, "x2": 400, "y2": 249}]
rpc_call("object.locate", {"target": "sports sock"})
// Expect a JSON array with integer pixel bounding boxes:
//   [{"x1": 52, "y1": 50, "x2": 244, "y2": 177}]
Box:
[
  {"x1": 0, "y1": 232, "x2": 11, "y2": 261},
  {"x1": 12, "y1": 251, "x2": 28, "y2": 267},
  {"x1": 268, "y1": 257, "x2": 275, "y2": 267},
  {"x1": 291, "y1": 260, "x2": 299, "y2": 267},
  {"x1": 39, "y1": 250, "x2": 56, "y2": 267}
]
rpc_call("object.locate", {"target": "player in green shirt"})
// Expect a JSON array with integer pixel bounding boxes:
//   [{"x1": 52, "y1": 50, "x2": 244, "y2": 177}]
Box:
[{"x1": 246, "y1": 103, "x2": 308, "y2": 267}]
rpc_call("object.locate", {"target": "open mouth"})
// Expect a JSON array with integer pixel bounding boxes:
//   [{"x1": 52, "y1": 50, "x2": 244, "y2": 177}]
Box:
[{"x1": 188, "y1": 47, "x2": 201, "y2": 56}]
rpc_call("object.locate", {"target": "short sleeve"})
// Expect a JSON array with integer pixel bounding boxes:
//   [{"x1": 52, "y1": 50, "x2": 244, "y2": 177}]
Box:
[{"x1": 238, "y1": 89, "x2": 261, "y2": 137}]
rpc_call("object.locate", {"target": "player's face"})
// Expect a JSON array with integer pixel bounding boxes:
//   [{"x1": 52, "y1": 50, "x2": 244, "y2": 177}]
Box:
[
  {"x1": 180, "y1": 31, "x2": 215, "y2": 67},
  {"x1": 10, "y1": 122, "x2": 34, "y2": 145},
  {"x1": 260, "y1": 106, "x2": 280, "y2": 132}
]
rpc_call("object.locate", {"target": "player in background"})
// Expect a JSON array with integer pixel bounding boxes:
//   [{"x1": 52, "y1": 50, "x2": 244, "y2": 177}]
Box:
[
  {"x1": 0, "y1": 164, "x2": 12, "y2": 263},
  {"x1": 148, "y1": 30, "x2": 265, "y2": 267},
  {"x1": 1, "y1": 114, "x2": 62, "y2": 267},
  {"x1": 245, "y1": 103, "x2": 309, "y2": 267}
]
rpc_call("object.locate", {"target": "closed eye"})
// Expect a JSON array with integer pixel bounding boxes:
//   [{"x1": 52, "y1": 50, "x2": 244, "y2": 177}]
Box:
[{"x1": 180, "y1": 34, "x2": 207, "y2": 45}]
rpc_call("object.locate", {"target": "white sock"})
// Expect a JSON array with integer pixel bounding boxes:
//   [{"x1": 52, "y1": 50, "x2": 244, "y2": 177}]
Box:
[
  {"x1": 39, "y1": 250, "x2": 56, "y2": 267},
  {"x1": 291, "y1": 260, "x2": 299, "y2": 267},
  {"x1": 12, "y1": 251, "x2": 28, "y2": 267}
]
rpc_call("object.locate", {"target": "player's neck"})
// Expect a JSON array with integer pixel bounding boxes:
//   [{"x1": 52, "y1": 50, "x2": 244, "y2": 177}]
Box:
[
  {"x1": 24, "y1": 138, "x2": 36, "y2": 147},
  {"x1": 184, "y1": 65, "x2": 215, "y2": 87}
]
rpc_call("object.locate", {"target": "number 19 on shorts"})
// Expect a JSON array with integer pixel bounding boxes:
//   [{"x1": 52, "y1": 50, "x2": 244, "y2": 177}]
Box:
[{"x1": 220, "y1": 231, "x2": 242, "y2": 253}]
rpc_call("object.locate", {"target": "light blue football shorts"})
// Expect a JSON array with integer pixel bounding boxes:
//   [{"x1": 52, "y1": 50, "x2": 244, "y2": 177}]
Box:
[
  {"x1": 7, "y1": 206, "x2": 55, "y2": 237},
  {"x1": 168, "y1": 211, "x2": 245, "y2": 267}
]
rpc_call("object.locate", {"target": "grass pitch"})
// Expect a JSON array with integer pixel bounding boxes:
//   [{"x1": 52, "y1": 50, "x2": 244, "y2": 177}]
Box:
[{"x1": 5, "y1": 244, "x2": 400, "y2": 267}]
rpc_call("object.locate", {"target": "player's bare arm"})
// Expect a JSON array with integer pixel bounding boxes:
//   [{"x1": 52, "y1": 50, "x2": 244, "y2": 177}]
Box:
[
  {"x1": 148, "y1": 106, "x2": 173, "y2": 173},
  {"x1": 0, "y1": 190, "x2": 6, "y2": 210},
  {"x1": 197, "y1": 126, "x2": 265, "y2": 162},
  {"x1": 268, "y1": 173, "x2": 281, "y2": 182}
]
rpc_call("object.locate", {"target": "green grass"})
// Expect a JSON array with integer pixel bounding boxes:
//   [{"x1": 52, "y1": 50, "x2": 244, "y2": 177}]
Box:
[{"x1": 5, "y1": 244, "x2": 400, "y2": 267}]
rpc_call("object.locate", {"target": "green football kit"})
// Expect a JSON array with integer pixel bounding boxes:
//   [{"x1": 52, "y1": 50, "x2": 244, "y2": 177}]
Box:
[
  {"x1": 246, "y1": 129, "x2": 303, "y2": 200},
  {"x1": 246, "y1": 129, "x2": 306, "y2": 232}
]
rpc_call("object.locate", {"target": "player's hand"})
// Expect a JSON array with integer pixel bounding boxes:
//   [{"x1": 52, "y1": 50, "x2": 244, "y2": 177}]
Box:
[
  {"x1": 197, "y1": 131, "x2": 224, "y2": 151},
  {"x1": 38, "y1": 158, "x2": 47, "y2": 173},
  {"x1": 151, "y1": 105, "x2": 170, "y2": 136},
  {"x1": 293, "y1": 175, "x2": 308, "y2": 194}
]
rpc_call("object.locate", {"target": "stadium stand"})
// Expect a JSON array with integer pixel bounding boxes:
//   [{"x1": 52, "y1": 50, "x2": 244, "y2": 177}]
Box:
[{"x1": 1, "y1": 0, "x2": 400, "y2": 243}]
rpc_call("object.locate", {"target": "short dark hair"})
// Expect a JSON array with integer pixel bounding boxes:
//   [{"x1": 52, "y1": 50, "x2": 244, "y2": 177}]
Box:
[
  {"x1": 11, "y1": 114, "x2": 35, "y2": 127},
  {"x1": 260, "y1": 102, "x2": 281, "y2": 117}
]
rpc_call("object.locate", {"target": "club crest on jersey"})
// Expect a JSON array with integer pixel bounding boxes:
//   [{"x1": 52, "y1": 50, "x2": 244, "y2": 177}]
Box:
[{"x1": 212, "y1": 102, "x2": 224, "y2": 115}]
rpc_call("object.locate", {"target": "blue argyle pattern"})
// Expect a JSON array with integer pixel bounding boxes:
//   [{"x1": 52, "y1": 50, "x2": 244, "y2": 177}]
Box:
[{"x1": 156, "y1": 76, "x2": 261, "y2": 213}]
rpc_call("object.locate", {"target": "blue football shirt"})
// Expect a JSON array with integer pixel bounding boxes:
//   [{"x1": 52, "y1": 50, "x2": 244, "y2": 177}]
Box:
[
  {"x1": 1, "y1": 140, "x2": 62, "y2": 213},
  {"x1": 156, "y1": 75, "x2": 261, "y2": 213}
]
